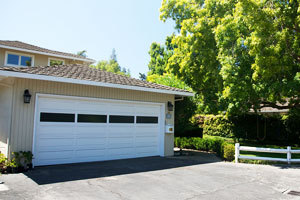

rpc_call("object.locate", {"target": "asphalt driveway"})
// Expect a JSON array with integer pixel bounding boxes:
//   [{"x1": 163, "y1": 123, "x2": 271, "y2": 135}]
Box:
[{"x1": 0, "y1": 151, "x2": 300, "y2": 200}]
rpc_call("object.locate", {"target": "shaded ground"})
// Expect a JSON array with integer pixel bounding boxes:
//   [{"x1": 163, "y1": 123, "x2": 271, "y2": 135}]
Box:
[{"x1": 0, "y1": 151, "x2": 300, "y2": 200}]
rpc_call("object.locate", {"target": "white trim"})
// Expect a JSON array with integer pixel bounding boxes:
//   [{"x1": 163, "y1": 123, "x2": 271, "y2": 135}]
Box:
[
  {"x1": 0, "y1": 70, "x2": 194, "y2": 96},
  {"x1": 32, "y1": 94, "x2": 39, "y2": 168},
  {"x1": 159, "y1": 103, "x2": 166, "y2": 156},
  {"x1": 0, "y1": 45, "x2": 95, "y2": 63},
  {"x1": 47, "y1": 57, "x2": 65, "y2": 66},
  {"x1": 4, "y1": 51, "x2": 35, "y2": 67},
  {"x1": 32, "y1": 93, "x2": 166, "y2": 166}
]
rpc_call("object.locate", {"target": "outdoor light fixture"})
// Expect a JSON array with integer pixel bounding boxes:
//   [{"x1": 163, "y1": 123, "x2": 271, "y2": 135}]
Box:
[
  {"x1": 167, "y1": 101, "x2": 174, "y2": 111},
  {"x1": 23, "y1": 89, "x2": 32, "y2": 104}
]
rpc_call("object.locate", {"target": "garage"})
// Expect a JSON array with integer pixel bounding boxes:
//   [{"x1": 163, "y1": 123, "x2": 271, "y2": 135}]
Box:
[{"x1": 33, "y1": 94, "x2": 165, "y2": 166}]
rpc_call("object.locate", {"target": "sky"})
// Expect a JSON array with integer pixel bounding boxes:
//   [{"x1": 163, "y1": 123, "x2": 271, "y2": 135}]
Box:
[{"x1": 0, "y1": 0, "x2": 175, "y2": 78}]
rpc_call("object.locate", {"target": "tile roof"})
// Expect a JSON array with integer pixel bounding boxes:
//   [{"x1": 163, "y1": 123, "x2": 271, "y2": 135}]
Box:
[
  {"x1": 0, "y1": 64, "x2": 192, "y2": 94},
  {"x1": 0, "y1": 40, "x2": 95, "y2": 62}
]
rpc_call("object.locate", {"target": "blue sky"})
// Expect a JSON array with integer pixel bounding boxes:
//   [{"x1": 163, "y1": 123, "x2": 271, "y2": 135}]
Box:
[{"x1": 0, "y1": 0, "x2": 175, "y2": 78}]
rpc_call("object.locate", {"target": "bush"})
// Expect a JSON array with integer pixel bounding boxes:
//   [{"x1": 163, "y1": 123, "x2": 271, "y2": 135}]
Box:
[
  {"x1": 174, "y1": 137, "x2": 226, "y2": 157},
  {"x1": 192, "y1": 112, "x2": 300, "y2": 145},
  {"x1": 192, "y1": 115, "x2": 234, "y2": 138},
  {"x1": 223, "y1": 144, "x2": 235, "y2": 161}
]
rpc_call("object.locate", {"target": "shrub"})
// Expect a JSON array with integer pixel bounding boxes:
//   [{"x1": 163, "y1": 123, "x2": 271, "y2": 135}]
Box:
[
  {"x1": 223, "y1": 144, "x2": 235, "y2": 161},
  {"x1": 174, "y1": 137, "x2": 226, "y2": 157},
  {"x1": 192, "y1": 113, "x2": 300, "y2": 145},
  {"x1": 192, "y1": 115, "x2": 234, "y2": 138}
]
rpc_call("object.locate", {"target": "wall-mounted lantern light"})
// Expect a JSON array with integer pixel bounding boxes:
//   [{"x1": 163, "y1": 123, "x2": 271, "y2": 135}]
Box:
[
  {"x1": 23, "y1": 89, "x2": 32, "y2": 104},
  {"x1": 167, "y1": 101, "x2": 174, "y2": 111}
]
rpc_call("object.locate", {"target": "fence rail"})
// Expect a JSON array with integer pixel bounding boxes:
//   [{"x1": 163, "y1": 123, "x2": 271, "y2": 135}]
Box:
[{"x1": 235, "y1": 143, "x2": 300, "y2": 164}]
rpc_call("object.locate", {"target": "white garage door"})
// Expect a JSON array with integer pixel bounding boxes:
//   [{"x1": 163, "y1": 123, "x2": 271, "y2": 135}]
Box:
[{"x1": 33, "y1": 95, "x2": 164, "y2": 166}]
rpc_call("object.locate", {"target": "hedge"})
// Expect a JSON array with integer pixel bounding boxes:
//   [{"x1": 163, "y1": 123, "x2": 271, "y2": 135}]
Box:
[
  {"x1": 191, "y1": 112, "x2": 300, "y2": 145},
  {"x1": 174, "y1": 137, "x2": 234, "y2": 160}
]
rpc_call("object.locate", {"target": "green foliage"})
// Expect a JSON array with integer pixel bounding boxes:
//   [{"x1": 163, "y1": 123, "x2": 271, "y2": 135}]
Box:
[
  {"x1": 147, "y1": 73, "x2": 197, "y2": 135},
  {"x1": 193, "y1": 113, "x2": 300, "y2": 145},
  {"x1": 148, "y1": 35, "x2": 176, "y2": 76},
  {"x1": 0, "y1": 153, "x2": 7, "y2": 165},
  {"x1": 202, "y1": 115, "x2": 234, "y2": 138},
  {"x1": 91, "y1": 49, "x2": 131, "y2": 77},
  {"x1": 159, "y1": 0, "x2": 300, "y2": 114},
  {"x1": 147, "y1": 73, "x2": 192, "y2": 91},
  {"x1": 223, "y1": 143, "x2": 235, "y2": 161},
  {"x1": 77, "y1": 50, "x2": 87, "y2": 58},
  {"x1": 174, "y1": 137, "x2": 226, "y2": 157},
  {"x1": 49, "y1": 60, "x2": 63, "y2": 66},
  {"x1": 11, "y1": 151, "x2": 33, "y2": 169}
]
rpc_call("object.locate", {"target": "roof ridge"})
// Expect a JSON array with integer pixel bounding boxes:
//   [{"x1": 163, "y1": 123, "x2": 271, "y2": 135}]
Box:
[{"x1": 0, "y1": 40, "x2": 95, "y2": 62}]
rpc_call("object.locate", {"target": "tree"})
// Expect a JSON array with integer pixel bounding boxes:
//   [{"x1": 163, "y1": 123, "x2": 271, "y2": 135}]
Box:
[
  {"x1": 159, "y1": 0, "x2": 300, "y2": 114},
  {"x1": 139, "y1": 73, "x2": 147, "y2": 81},
  {"x1": 110, "y1": 48, "x2": 117, "y2": 62},
  {"x1": 90, "y1": 49, "x2": 130, "y2": 77},
  {"x1": 148, "y1": 35, "x2": 177, "y2": 76},
  {"x1": 77, "y1": 50, "x2": 87, "y2": 58}
]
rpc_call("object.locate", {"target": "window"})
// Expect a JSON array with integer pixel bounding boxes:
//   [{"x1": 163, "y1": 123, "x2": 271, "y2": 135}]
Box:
[
  {"x1": 48, "y1": 58, "x2": 65, "y2": 66},
  {"x1": 77, "y1": 114, "x2": 107, "y2": 123},
  {"x1": 40, "y1": 112, "x2": 75, "y2": 122},
  {"x1": 5, "y1": 52, "x2": 34, "y2": 67},
  {"x1": 109, "y1": 115, "x2": 134, "y2": 123},
  {"x1": 136, "y1": 116, "x2": 158, "y2": 124}
]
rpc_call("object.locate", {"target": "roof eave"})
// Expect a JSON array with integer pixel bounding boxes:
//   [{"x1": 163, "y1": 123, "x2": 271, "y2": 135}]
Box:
[
  {"x1": 0, "y1": 45, "x2": 96, "y2": 63},
  {"x1": 0, "y1": 70, "x2": 194, "y2": 97}
]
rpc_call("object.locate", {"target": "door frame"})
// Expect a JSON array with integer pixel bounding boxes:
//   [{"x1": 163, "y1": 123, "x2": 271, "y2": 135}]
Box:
[{"x1": 32, "y1": 93, "x2": 166, "y2": 167}]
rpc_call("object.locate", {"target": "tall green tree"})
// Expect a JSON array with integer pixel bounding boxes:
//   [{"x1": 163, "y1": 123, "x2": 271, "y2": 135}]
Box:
[
  {"x1": 159, "y1": 0, "x2": 300, "y2": 114},
  {"x1": 148, "y1": 35, "x2": 177, "y2": 75},
  {"x1": 91, "y1": 49, "x2": 130, "y2": 77},
  {"x1": 77, "y1": 50, "x2": 87, "y2": 58}
]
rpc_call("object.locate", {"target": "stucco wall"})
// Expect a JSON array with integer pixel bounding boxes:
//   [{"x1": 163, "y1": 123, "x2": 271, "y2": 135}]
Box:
[
  {"x1": 8, "y1": 78, "x2": 175, "y2": 158},
  {"x1": 0, "y1": 48, "x2": 84, "y2": 67}
]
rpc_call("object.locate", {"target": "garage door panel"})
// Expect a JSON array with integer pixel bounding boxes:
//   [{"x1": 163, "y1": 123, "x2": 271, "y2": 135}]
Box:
[
  {"x1": 39, "y1": 98, "x2": 76, "y2": 110},
  {"x1": 38, "y1": 150, "x2": 73, "y2": 160},
  {"x1": 108, "y1": 147, "x2": 135, "y2": 156},
  {"x1": 76, "y1": 127, "x2": 107, "y2": 138},
  {"x1": 75, "y1": 149, "x2": 106, "y2": 157},
  {"x1": 77, "y1": 101, "x2": 107, "y2": 112},
  {"x1": 136, "y1": 146, "x2": 158, "y2": 154},
  {"x1": 38, "y1": 138, "x2": 74, "y2": 147},
  {"x1": 37, "y1": 145, "x2": 75, "y2": 152},
  {"x1": 77, "y1": 138, "x2": 106, "y2": 146},
  {"x1": 108, "y1": 104, "x2": 135, "y2": 115},
  {"x1": 107, "y1": 143, "x2": 134, "y2": 149},
  {"x1": 136, "y1": 136, "x2": 158, "y2": 144},
  {"x1": 38, "y1": 125, "x2": 75, "y2": 135},
  {"x1": 34, "y1": 96, "x2": 162, "y2": 166}
]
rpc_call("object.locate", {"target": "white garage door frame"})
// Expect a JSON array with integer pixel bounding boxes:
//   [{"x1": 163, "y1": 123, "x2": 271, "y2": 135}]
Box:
[{"x1": 32, "y1": 93, "x2": 166, "y2": 167}]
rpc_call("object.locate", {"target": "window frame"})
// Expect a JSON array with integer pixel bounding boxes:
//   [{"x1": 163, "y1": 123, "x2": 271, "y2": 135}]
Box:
[
  {"x1": 4, "y1": 51, "x2": 35, "y2": 67},
  {"x1": 109, "y1": 115, "x2": 135, "y2": 124},
  {"x1": 40, "y1": 112, "x2": 75, "y2": 123},
  {"x1": 48, "y1": 57, "x2": 65, "y2": 66},
  {"x1": 136, "y1": 116, "x2": 159, "y2": 124}
]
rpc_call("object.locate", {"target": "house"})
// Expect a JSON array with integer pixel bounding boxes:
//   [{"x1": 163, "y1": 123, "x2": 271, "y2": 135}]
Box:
[{"x1": 0, "y1": 40, "x2": 193, "y2": 166}]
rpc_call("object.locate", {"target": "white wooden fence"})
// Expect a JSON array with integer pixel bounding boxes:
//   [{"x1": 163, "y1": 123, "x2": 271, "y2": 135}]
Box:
[{"x1": 235, "y1": 143, "x2": 300, "y2": 164}]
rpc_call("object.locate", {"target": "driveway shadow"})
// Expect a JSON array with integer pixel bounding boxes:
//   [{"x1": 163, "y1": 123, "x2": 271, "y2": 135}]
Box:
[{"x1": 24, "y1": 151, "x2": 221, "y2": 185}]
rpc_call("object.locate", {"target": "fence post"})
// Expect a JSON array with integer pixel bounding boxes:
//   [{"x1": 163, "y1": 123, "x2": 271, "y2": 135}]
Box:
[
  {"x1": 235, "y1": 143, "x2": 240, "y2": 163},
  {"x1": 287, "y1": 146, "x2": 291, "y2": 165}
]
